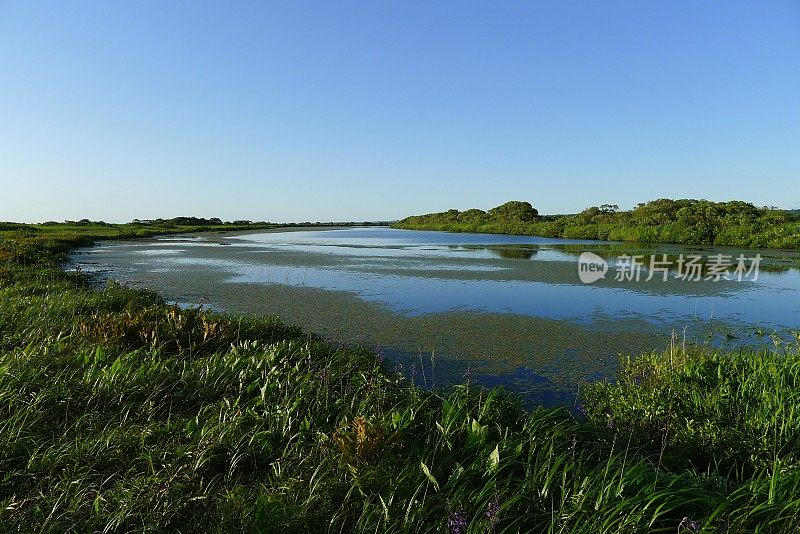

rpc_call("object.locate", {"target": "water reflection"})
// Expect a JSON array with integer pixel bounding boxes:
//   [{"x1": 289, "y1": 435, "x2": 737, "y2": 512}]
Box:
[
  {"x1": 71, "y1": 227, "x2": 800, "y2": 332},
  {"x1": 68, "y1": 227, "x2": 800, "y2": 404},
  {"x1": 481, "y1": 245, "x2": 539, "y2": 260}
]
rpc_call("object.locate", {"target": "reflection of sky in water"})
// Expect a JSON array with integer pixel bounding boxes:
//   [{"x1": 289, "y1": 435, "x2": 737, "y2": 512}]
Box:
[
  {"x1": 238, "y1": 228, "x2": 604, "y2": 261},
  {"x1": 136, "y1": 249, "x2": 186, "y2": 256},
  {"x1": 236, "y1": 228, "x2": 607, "y2": 247},
  {"x1": 73, "y1": 227, "x2": 800, "y2": 331},
  {"x1": 222, "y1": 264, "x2": 793, "y2": 328}
]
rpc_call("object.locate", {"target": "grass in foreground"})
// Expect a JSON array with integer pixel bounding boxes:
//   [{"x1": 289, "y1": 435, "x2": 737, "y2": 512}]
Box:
[{"x1": 1, "y1": 223, "x2": 799, "y2": 532}]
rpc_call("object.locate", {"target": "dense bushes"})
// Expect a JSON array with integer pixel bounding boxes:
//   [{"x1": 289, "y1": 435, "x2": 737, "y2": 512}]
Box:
[{"x1": 394, "y1": 198, "x2": 800, "y2": 249}]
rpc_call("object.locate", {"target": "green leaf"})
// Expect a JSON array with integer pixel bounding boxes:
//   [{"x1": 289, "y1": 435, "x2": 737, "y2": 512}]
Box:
[
  {"x1": 420, "y1": 462, "x2": 439, "y2": 492},
  {"x1": 378, "y1": 494, "x2": 390, "y2": 522},
  {"x1": 467, "y1": 418, "x2": 488, "y2": 447},
  {"x1": 488, "y1": 445, "x2": 500, "y2": 471}
]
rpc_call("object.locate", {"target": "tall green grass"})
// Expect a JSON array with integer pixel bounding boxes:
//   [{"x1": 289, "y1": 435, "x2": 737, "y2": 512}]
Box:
[{"x1": 1, "y1": 223, "x2": 799, "y2": 532}]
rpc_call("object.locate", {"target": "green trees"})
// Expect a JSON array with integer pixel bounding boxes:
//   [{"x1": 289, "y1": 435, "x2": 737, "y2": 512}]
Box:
[
  {"x1": 487, "y1": 200, "x2": 539, "y2": 222},
  {"x1": 394, "y1": 198, "x2": 800, "y2": 249}
]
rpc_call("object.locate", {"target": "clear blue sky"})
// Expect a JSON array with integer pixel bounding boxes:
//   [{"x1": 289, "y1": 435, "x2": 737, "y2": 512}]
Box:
[{"x1": 1, "y1": 1, "x2": 798, "y2": 223}]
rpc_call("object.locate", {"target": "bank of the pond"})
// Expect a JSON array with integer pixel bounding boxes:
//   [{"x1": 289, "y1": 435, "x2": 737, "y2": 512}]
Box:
[
  {"x1": 70, "y1": 236, "x2": 674, "y2": 405},
  {"x1": 68, "y1": 227, "x2": 800, "y2": 407},
  {"x1": 1, "y1": 223, "x2": 799, "y2": 532}
]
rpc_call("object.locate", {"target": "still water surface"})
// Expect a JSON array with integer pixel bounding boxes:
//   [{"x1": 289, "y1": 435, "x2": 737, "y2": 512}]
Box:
[{"x1": 70, "y1": 227, "x2": 800, "y2": 405}]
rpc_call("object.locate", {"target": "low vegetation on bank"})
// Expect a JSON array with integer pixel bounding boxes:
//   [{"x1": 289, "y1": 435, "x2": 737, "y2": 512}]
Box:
[
  {"x1": 1, "y1": 223, "x2": 799, "y2": 532},
  {"x1": 394, "y1": 199, "x2": 800, "y2": 249}
]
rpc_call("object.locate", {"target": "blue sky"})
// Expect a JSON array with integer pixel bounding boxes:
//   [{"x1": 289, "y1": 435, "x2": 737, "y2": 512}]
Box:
[{"x1": 1, "y1": 1, "x2": 798, "y2": 223}]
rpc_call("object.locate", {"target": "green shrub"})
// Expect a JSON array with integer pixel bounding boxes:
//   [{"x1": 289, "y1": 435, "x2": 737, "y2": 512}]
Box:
[{"x1": 394, "y1": 198, "x2": 800, "y2": 250}]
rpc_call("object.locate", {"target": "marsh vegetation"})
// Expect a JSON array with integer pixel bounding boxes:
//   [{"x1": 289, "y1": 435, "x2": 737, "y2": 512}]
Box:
[{"x1": 1, "y1": 222, "x2": 799, "y2": 532}]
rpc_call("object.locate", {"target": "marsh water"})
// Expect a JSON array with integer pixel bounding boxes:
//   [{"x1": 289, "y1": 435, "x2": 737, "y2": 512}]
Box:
[{"x1": 70, "y1": 227, "x2": 800, "y2": 405}]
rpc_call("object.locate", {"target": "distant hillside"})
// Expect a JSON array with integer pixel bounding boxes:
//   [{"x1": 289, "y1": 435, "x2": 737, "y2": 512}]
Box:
[{"x1": 393, "y1": 199, "x2": 800, "y2": 249}]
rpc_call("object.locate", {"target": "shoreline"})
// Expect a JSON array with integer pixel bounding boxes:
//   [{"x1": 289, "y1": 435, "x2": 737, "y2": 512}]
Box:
[{"x1": 69, "y1": 228, "x2": 797, "y2": 405}]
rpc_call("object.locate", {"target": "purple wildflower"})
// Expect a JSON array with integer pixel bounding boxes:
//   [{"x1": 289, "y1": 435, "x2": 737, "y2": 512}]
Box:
[
  {"x1": 486, "y1": 497, "x2": 500, "y2": 530},
  {"x1": 447, "y1": 508, "x2": 468, "y2": 534},
  {"x1": 411, "y1": 364, "x2": 417, "y2": 384},
  {"x1": 463, "y1": 365, "x2": 473, "y2": 385},
  {"x1": 679, "y1": 517, "x2": 700, "y2": 532}
]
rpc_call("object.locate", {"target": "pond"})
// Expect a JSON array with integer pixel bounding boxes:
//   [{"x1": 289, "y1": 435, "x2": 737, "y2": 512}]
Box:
[{"x1": 69, "y1": 227, "x2": 800, "y2": 406}]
